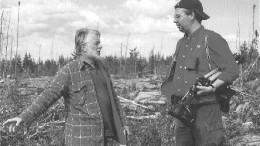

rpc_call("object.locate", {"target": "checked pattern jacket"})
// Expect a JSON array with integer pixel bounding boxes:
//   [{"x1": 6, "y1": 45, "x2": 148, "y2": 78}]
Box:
[{"x1": 18, "y1": 59, "x2": 126, "y2": 146}]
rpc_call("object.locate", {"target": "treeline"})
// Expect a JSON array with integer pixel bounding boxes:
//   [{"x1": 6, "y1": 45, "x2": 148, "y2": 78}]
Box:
[
  {"x1": 0, "y1": 49, "x2": 174, "y2": 79},
  {"x1": 0, "y1": 34, "x2": 259, "y2": 80},
  {"x1": 0, "y1": 53, "x2": 72, "y2": 78},
  {"x1": 102, "y1": 48, "x2": 174, "y2": 77}
]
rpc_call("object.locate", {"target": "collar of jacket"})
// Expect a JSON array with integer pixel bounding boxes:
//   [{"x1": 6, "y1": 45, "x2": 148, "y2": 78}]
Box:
[
  {"x1": 76, "y1": 58, "x2": 97, "y2": 70},
  {"x1": 184, "y1": 25, "x2": 204, "y2": 39}
]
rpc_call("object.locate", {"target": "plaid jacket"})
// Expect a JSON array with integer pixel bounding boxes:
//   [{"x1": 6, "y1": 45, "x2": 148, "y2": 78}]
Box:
[{"x1": 18, "y1": 59, "x2": 126, "y2": 146}]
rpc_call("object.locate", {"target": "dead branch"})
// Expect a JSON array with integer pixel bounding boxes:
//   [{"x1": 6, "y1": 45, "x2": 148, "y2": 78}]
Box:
[
  {"x1": 127, "y1": 112, "x2": 161, "y2": 120},
  {"x1": 139, "y1": 100, "x2": 166, "y2": 105},
  {"x1": 118, "y1": 96, "x2": 149, "y2": 109}
]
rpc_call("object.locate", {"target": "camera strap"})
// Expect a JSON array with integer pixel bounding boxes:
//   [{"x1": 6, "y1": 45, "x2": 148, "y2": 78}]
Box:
[{"x1": 205, "y1": 33, "x2": 212, "y2": 71}]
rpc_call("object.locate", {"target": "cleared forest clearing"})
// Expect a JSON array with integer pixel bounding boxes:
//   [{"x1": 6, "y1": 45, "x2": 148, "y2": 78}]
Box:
[{"x1": 0, "y1": 73, "x2": 260, "y2": 146}]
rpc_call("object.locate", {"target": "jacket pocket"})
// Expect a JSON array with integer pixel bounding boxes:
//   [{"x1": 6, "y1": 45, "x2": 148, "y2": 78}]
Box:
[
  {"x1": 186, "y1": 57, "x2": 199, "y2": 70},
  {"x1": 69, "y1": 83, "x2": 88, "y2": 106},
  {"x1": 70, "y1": 83, "x2": 87, "y2": 93}
]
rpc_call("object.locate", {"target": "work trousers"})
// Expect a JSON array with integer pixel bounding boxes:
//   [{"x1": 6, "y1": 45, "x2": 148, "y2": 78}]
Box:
[
  {"x1": 105, "y1": 136, "x2": 120, "y2": 146},
  {"x1": 175, "y1": 103, "x2": 225, "y2": 146}
]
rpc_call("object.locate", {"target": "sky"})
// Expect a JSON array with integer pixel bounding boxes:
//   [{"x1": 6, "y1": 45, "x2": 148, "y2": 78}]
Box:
[{"x1": 0, "y1": 0, "x2": 259, "y2": 61}]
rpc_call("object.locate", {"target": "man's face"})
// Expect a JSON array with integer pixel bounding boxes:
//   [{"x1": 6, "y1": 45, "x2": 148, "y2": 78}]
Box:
[
  {"x1": 82, "y1": 32, "x2": 102, "y2": 60},
  {"x1": 173, "y1": 8, "x2": 192, "y2": 33}
]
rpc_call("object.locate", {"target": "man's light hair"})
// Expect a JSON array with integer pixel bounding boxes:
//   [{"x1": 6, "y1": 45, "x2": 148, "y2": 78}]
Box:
[{"x1": 75, "y1": 28, "x2": 100, "y2": 56}]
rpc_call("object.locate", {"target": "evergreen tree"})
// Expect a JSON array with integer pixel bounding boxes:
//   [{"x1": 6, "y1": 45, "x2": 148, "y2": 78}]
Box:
[
  {"x1": 149, "y1": 48, "x2": 155, "y2": 74},
  {"x1": 129, "y1": 47, "x2": 139, "y2": 74},
  {"x1": 58, "y1": 55, "x2": 66, "y2": 68}
]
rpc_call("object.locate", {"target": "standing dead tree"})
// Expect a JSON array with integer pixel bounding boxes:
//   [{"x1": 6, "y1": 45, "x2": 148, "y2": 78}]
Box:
[
  {"x1": 15, "y1": 1, "x2": 20, "y2": 79},
  {"x1": 0, "y1": 11, "x2": 4, "y2": 60},
  {"x1": 4, "y1": 10, "x2": 11, "y2": 77}
]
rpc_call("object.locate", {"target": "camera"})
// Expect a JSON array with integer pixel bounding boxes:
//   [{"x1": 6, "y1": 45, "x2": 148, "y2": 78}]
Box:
[{"x1": 168, "y1": 102, "x2": 195, "y2": 127}]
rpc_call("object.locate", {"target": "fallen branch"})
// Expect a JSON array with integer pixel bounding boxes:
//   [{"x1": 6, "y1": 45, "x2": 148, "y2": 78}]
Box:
[
  {"x1": 127, "y1": 112, "x2": 161, "y2": 120},
  {"x1": 244, "y1": 56, "x2": 259, "y2": 75},
  {"x1": 118, "y1": 96, "x2": 150, "y2": 109},
  {"x1": 139, "y1": 100, "x2": 166, "y2": 105}
]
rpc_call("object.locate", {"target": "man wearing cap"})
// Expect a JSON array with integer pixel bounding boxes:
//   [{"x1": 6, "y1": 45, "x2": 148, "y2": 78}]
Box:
[
  {"x1": 161, "y1": 0, "x2": 239, "y2": 145},
  {"x1": 3, "y1": 28, "x2": 128, "y2": 146}
]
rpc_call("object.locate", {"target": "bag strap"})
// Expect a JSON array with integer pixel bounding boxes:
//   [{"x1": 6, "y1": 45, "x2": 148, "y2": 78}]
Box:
[
  {"x1": 164, "y1": 42, "x2": 182, "y2": 81},
  {"x1": 168, "y1": 46, "x2": 181, "y2": 76},
  {"x1": 205, "y1": 33, "x2": 212, "y2": 71},
  {"x1": 173, "y1": 42, "x2": 182, "y2": 62}
]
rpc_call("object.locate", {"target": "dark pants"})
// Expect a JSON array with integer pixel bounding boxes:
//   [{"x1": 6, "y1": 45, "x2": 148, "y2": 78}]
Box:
[
  {"x1": 104, "y1": 136, "x2": 120, "y2": 146},
  {"x1": 175, "y1": 103, "x2": 224, "y2": 146}
]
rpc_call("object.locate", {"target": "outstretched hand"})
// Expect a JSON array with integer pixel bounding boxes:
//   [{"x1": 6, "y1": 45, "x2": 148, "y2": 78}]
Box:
[{"x1": 2, "y1": 117, "x2": 23, "y2": 133}]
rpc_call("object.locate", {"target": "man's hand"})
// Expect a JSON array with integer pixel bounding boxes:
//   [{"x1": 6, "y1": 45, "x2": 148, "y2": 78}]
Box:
[
  {"x1": 196, "y1": 85, "x2": 213, "y2": 96},
  {"x1": 123, "y1": 126, "x2": 130, "y2": 136},
  {"x1": 122, "y1": 126, "x2": 130, "y2": 146},
  {"x1": 2, "y1": 117, "x2": 23, "y2": 133}
]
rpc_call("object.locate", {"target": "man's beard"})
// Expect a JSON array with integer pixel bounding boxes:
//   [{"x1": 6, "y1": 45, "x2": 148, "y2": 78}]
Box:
[{"x1": 84, "y1": 52, "x2": 101, "y2": 63}]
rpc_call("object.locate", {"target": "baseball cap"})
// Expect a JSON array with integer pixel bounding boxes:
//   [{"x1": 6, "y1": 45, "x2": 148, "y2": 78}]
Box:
[{"x1": 175, "y1": 0, "x2": 210, "y2": 20}]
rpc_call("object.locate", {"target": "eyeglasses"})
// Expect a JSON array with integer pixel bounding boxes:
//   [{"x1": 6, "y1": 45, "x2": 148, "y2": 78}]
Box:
[{"x1": 173, "y1": 13, "x2": 187, "y2": 21}]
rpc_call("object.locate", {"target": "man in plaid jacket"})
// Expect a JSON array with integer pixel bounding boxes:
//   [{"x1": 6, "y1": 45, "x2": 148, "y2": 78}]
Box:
[{"x1": 3, "y1": 28, "x2": 128, "y2": 146}]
